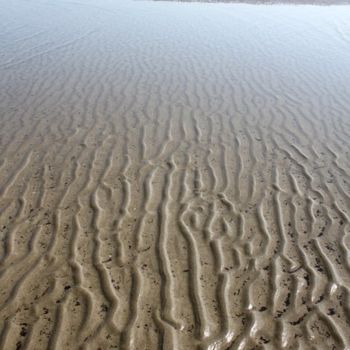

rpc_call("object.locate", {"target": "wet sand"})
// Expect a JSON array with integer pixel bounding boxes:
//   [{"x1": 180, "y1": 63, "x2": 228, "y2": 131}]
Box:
[
  {"x1": 1, "y1": 0, "x2": 350, "y2": 349},
  {"x1": 156, "y1": 0, "x2": 350, "y2": 4}
]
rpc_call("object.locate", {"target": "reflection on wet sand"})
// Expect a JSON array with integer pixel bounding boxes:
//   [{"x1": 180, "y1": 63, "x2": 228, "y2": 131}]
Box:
[{"x1": 155, "y1": 0, "x2": 350, "y2": 4}]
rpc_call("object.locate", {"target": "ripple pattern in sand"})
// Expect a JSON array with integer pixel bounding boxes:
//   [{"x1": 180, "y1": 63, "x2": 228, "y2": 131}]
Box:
[{"x1": 1, "y1": 1, "x2": 350, "y2": 349}]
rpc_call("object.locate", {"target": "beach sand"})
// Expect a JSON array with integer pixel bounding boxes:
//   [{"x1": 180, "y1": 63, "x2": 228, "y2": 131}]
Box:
[
  {"x1": 1, "y1": 0, "x2": 350, "y2": 349},
  {"x1": 155, "y1": 0, "x2": 350, "y2": 4}
]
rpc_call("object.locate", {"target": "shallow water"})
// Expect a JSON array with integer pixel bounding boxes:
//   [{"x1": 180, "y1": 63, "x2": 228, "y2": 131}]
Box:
[{"x1": 1, "y1": 1, "x2": 350, "y2": 349}]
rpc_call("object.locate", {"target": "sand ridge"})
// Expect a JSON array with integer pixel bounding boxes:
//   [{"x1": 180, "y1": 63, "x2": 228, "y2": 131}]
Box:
[{"x1": 1, "y1": 0, "x2": 350, "y2": 349}]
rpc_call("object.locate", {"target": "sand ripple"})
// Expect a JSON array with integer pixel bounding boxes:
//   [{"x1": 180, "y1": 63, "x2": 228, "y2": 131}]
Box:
[{"x1": 1, "y1": 0, "x2": 350, "y2": 349}]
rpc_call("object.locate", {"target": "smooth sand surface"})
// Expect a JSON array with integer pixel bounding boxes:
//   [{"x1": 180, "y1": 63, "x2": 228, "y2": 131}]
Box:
[
  {"x1": 159, "y1": 1, "x2": 350, "y2": 3},
  {"x1": 156, "y1": 0, "x2": 350, "y2": 3},
  {"x1": 1, "y1": 0, "x2": 350, "y2": 349}
]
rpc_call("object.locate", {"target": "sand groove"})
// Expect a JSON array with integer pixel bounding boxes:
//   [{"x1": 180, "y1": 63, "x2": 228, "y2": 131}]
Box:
[{"x1": 1, "y1": 0, "x2": 350, "y2": 349}]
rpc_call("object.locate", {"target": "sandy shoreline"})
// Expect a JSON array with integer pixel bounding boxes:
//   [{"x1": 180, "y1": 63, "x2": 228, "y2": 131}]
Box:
[
  {"x1": 1, "y1": 0, "x2": 350, "y2": 349},
  {"x1": 153, "y1": 0, "x2": 350, "y2": 4}
]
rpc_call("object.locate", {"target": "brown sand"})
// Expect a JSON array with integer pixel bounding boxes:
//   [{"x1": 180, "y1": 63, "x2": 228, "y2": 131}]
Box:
[{"x1": 1, "y1": 0, "x2": 350, "y2": 349}]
